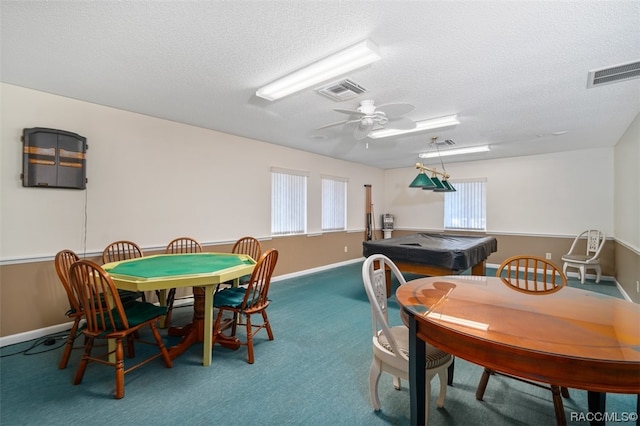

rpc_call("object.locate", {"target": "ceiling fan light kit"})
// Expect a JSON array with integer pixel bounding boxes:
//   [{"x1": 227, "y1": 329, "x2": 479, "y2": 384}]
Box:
[
  {"x1": 255, "y1": 39, "x2": 381, "y2": 101},
  {"x1": 317, "y1": 99, "x2": 416, "y2": 140}
]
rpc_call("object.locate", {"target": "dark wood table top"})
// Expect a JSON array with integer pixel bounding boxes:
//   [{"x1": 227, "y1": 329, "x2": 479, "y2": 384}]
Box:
[{"x1": 396, "y1": 275, "x2": 640, "y2": 393}]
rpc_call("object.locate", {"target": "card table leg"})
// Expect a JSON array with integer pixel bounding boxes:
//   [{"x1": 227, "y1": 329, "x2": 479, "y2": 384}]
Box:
[{"x1": 202, "y1": 284, "x2": 214, "y2": 366}]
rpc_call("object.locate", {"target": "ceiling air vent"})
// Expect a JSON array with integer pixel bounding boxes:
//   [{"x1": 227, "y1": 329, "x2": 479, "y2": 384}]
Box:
[
  {"x1": 318, "y1": 78, "x2": 367, "y2": 101},
  {"x1": 435, "y1": 139, "x2": 455, "y2": 146},
  {"x1": 587, "y1": 60, "x2": 640, "y2": 88}
]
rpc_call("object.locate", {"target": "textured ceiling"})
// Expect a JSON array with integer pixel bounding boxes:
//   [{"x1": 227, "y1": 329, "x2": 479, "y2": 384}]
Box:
[{"x1": 1, "y1": 1, "x2": 639, "y2": 169}]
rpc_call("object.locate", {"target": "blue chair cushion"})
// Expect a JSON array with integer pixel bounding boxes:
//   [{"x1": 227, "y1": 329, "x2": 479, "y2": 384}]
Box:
[
  {"x1": 213, "y1": 287, "x2": 248, "y2": 309},
  {"x1": 97, "y1": 302, "x2": 167, "y2": 334}
]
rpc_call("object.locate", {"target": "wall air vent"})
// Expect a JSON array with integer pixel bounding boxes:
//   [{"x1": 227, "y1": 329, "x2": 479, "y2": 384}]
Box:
[
  {"x1": 587, "y1": 60, "x2": 640, "y2": 88},
  {"x1": 318, "y1": 79, "x2": 367, "y2": 101}
]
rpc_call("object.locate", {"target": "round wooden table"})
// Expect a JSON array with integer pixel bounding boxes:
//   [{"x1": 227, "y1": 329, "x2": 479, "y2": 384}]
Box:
[{"x1": 396, "y1": 275, "x2": 640, "y2": 426}]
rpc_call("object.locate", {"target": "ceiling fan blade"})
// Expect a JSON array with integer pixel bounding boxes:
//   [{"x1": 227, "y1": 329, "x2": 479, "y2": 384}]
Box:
[
  {"x1": 376, "y1": 103, "x2": 415, "y2": 117},
  {"x1": 316, "y1": 119, "x2": 349, "y2": 130},
  {"x1": 334, "y1": 108, "x2": 366, "y2": 117},
  {"x1": 386, "y1": 117, "x2": 417, "y2": 130},
  {"x1": 353, "y1": 122, "x2": 374, "y2": 140}
]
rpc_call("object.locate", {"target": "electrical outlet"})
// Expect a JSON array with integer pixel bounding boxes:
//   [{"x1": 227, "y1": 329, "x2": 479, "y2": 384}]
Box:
[
  {"x1": 344, "y1": 246, "x2": 348, "y2": 253},
  {"x1": 545, "y1": 253, "x2": 552, "y2": 260}
]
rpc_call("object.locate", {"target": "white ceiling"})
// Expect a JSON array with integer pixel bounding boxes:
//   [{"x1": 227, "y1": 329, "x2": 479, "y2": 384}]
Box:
[{"x1": 2, "y1": 1, "x2": 639, "y2": 169}]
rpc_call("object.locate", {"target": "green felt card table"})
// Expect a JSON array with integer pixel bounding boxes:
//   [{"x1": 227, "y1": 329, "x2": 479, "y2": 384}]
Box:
[{"x1": 103, "y1": 253, "x2": 256, "y2": 366}]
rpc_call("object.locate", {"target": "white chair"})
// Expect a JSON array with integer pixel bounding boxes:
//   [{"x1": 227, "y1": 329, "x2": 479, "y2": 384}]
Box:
[
  {"x1": 561, "y1": 230, "x2": 606, "y2": 284},
  {"x1": 362, "y1": 254, "x2": 452, "y2": 422}
]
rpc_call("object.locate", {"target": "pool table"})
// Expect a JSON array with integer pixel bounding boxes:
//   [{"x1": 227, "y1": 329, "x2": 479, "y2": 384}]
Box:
[{"x1": 363, "y1": 233, "x2": 498, "y2": 295}]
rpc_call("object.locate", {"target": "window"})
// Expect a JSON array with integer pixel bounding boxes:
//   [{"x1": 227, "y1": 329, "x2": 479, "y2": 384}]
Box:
[
  {"x1": 321, "y1": 175, "x2": 348, "y2": 232},
  {"x1": 271, "y1": 168, "x2": 308, "y2": 236},
  {"x1": 444, "y1": 179, "x2": 486, "y2": 231}
]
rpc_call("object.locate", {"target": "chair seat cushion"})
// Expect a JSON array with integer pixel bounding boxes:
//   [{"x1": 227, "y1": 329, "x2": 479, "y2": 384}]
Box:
[
  {"x1": 213, "y1": 287, "x2": 248, "y2": 308},
  {"x1": 106, "y1": 302, "x2": 167, "y2": 330},
  {"x1": 562, "y1": 254, "x2": 596, "y2": 264},
  {"x1": 378, "y1": 326, "x2": 452, "y2": 369}
]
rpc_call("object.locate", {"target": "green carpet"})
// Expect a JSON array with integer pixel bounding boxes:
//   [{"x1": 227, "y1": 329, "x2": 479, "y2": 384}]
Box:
[{"x1": 1, "y1": 262, "x2": 636, "y2": 425}]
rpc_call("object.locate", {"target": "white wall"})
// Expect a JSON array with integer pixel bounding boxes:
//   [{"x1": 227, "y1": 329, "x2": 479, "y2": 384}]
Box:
[
  {"x1": 383, "y1": 148, "x2": 615, "y2": 237},
  {"x1": 614, "y1": 112, "x2": 640, "y2": 250},
  {"x1": 0, "y1": 83, "x2": 385, "y2": 261}
]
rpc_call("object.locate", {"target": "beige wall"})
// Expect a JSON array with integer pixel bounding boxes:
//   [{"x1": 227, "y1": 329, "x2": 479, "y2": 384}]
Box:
[
  {"x1": 1, "y1": 84, "x2": 638, "y2": 340},
  {"x1": 613, "y1": 112, "x2": 640, "y2": 301}
]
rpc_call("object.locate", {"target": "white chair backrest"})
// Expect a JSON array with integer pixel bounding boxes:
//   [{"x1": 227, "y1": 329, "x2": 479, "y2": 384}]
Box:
[
  {"x1": 362, "y1": 254, "x2": 407, "y2": 358},
  {"x1": 571, "y1": 230, "x2": 606, "y2": 259}
]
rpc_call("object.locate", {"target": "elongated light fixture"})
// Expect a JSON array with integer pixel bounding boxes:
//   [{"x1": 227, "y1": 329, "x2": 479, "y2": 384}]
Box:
[
  {"x1": 368, "y1": 114, "x2": 459, "y2": 139},
  {"x1": 411, "y1": 137, "x2": 457, "y2": 192},
  {"x1": 419, "y1": 144, "x2": 490, "y2": 159},
  {"x1": 256, "y1": 40, "x2": 381, "y2": 101}
]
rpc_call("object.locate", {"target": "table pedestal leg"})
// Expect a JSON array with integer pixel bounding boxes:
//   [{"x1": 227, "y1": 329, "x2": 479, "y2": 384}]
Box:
[
  {"x1": 408, "y1": 313, "x2": 426, "y2": 426},
  {"x1": 587, "y1": 392, "x2": 605, "y2": 426},
  {"x1": 168, "y1": 287, "x2": 205, "y2": 360}
]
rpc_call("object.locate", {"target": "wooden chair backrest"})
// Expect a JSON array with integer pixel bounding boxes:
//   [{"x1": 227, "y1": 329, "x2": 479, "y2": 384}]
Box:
[
  {"x1": 55, "y1": 249, "x2": 82, "y2": 315},
  {"x1": 497, "y1": 255, "x2": 567, "y2": 294},
  {"x1": 69, "y1": 259, "x2": 129, "y2": 335},
  {"x1": 241, "y1": 249, "x2": 278, "y2": 313},
  {"x1": 232, "y1": 236, "x2": 262, "y2": 262},
  {"x1": 166, "y1": 237, "x2": 203, "y2": 254},
  {"x1": 102, "y1": 240, "x2": 144, "y2": 264}
]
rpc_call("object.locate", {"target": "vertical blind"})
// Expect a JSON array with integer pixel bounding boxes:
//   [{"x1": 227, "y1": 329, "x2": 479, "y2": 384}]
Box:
[
  {"x1": 271, "y1": 168, "x2": 308, "y2": 236},
  {"x1": 321, "y1": 175, "x2": 347, "y2": 231},
  {"x1": 444, "y1": 179, "x2": 487, "y2": 231}
]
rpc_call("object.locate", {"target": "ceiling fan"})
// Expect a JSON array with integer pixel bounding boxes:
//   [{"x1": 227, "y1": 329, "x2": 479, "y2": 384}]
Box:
[{"x1": 317, "y1": 99, "x2": 416, "y2": 140}]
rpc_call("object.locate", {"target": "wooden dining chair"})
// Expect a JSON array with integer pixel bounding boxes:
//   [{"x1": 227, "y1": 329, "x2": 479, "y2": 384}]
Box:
[
  {"x1": 232, "y1": 236, "x2": 262, "y2": 284},
  {"x1": 102, "y1": 240, "x2": 146, "y2": 302},
  {"x1": 54, "y1": 249, "x2": 84, "y2": 369},
  {"x1": 218, "y1": 236, "x2": 263, "y2": 289},
  {"x1": 102, "y1": 240, "x2": 144, "y2": 263},
  {"x1": 163, "y1": 237, "x2": 203, "y2": 327},
  {"x1": 362, "y1": 254, "x2": 452, "y2": 423},
  {"x1": 477, "y1": 255, "x2": 569, "y2": 425},
  {"x1": 68, "y1": 259, "x2": 173, "y2": 399},
  {"x1": 232, "y1": 236, "x2": 262, "y2": 262},
  {"x1": 212, "y1": 248, "x2": 278, "y2": 364}
]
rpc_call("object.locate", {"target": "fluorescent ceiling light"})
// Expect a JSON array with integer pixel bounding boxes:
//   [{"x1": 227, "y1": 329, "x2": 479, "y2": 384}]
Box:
[
  {"x1": 368, "y1": 115, "x2": 460, "y2": 139},
  {"x1": 256, "y1": 40, "x2": 381, "y2": 101},
  {"x1": 419, "y1": 145, "x2": 490, "y2": 159}
]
